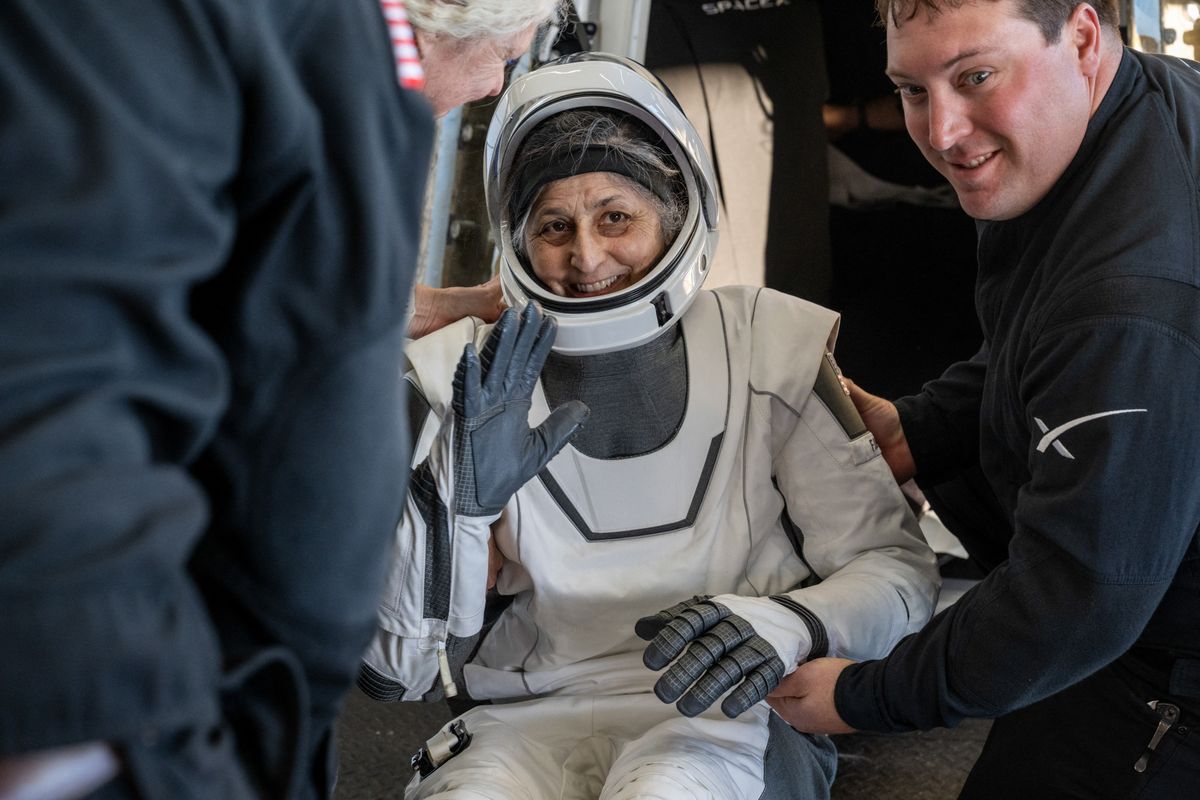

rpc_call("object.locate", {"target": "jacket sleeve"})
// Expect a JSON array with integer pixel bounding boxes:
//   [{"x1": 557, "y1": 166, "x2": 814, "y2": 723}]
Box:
[
  {"x1": 836, "y1": 312, "x2": 1200, "y2": 731},
  {"x1": 769, "y1": 355, "x2": 941, "y2": 663},
  {"x1": 361, "y1": 367, "x2": 496, "y2": 702},
  {"x1": 895, "y1": 341, "x2": 989, "y2": 485}
]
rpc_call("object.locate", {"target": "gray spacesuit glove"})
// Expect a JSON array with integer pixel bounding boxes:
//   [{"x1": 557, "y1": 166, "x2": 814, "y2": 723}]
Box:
[
  {"x1": 636, "y1": 594, "x2": 812, "y2": 718},
  {"x1": 452, "y1": 303, "x2": 589, "y2": 516}
]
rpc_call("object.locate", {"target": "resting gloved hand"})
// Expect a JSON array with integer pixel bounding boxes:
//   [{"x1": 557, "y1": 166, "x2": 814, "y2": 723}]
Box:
[
  {"x1": 452, "y1": 303, "x2": 589, "y2": 516},
  {"x1": 636, "y1": 594, "x2": 813, "y2": 718}
]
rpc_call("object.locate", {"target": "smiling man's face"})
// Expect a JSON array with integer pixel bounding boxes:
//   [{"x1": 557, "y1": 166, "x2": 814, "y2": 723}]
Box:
[{"x1": 886, "y1": 0, "x2": 1096, "y2": 220}]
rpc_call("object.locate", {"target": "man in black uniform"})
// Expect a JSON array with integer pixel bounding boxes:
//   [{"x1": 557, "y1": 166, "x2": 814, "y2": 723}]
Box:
[
  {"x1": 0, "y1": 1, "x2": 433, "y2": 796},
  {"x1": 768, "y1": 1, "x2": 1200, "y2": 797}
]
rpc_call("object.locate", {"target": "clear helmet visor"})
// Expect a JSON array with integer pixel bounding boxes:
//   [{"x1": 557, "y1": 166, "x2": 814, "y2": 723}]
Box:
[{"x1": 485, "y1": 54, "x2": 719, "y2": 355}]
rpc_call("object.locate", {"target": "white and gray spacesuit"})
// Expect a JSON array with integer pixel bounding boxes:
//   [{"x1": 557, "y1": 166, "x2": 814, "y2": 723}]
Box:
[{"x1": 362, "y1": 55, "x2": 939, "y2": 800}]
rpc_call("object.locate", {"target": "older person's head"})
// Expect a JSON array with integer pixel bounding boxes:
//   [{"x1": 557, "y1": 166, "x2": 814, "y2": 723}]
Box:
[
  {"x1": 407, "y1": 0, "x2": 566, "y2": 116},
  {"x1": 484, "y1": 54, "x2": 718, "y2": 356},
  {"x1": 506, "y1": 109, "x2": 688, "y2": 298}
]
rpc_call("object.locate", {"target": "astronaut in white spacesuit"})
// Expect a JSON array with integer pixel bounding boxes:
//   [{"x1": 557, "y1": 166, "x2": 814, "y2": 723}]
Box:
[{"x1": 361, "y1": 54, "x2": 940, "y2": 799}]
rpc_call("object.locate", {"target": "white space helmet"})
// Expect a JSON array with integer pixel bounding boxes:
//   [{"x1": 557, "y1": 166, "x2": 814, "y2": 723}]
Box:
[{"x1": 484, "y1": 53, "x2": 718, "y2": 355}]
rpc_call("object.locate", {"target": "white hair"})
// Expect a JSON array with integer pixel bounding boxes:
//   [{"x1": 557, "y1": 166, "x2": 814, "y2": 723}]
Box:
[{"x1": 404, "y1": 0, "x2": 566, "y2": 39}]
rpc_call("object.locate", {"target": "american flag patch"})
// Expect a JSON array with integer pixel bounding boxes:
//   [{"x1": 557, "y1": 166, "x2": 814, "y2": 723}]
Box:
[{"x1": 379, "y1": 0, "x2": 425, "y2": 90}]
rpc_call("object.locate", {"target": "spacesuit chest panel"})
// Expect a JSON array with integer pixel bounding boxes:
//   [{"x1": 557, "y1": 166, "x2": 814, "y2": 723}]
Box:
[{"x1": 529, "y1": 292, "x2": 731, "y2": 541}]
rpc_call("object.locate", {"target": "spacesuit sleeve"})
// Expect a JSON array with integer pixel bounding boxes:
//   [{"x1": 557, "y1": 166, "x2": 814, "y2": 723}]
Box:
[
  {"x1": 360, "y1": 372, "x2": 496, "y2": 702},
  {"x1": 770, "y1": 355, "x2": 940, "y2": 663}
]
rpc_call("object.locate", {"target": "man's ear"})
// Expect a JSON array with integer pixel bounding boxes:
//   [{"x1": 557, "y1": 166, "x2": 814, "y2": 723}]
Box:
[{"x1": 1068, "y1": 2, "x2": 1105, "y2": 78}]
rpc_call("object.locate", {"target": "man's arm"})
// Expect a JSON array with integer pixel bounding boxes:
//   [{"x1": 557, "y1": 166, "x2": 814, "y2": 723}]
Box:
[
  {"x1": 844, "y1": 342, "x2": 989, "y2": 487},
  {"x1": 891, "y1": 342, "x2": 989, "y2": 485},
  {"x1": 824, "y1": 316, "x2": 1200, "y2": 732}
]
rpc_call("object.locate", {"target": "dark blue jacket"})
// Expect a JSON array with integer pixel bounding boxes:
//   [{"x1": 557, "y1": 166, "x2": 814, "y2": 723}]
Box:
[{"x1": 0, "y1": 0, "x2": 432, "y2": 791}]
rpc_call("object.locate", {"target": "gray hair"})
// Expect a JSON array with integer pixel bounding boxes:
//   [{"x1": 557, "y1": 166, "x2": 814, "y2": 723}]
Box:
[
  {"x1": 405, "y1": 0, "x2": 566, "y2": 39},
  {"x1": 509, "y1": 110, "x2": 688, "y2": 260}
]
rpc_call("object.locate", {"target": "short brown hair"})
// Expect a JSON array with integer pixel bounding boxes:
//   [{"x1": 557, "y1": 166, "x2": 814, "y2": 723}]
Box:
[{"x1": 874, "y1": 1, "x2": 1119, "y2": 43}]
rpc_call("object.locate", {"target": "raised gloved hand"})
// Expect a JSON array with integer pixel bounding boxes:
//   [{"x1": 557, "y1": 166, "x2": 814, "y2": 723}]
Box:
[
  {"x1": 636, "y1": 594, "x2": 813, "y2": 718},
  {"x1": 452, "y1": 303, "x2": 589, "y2": 516}
]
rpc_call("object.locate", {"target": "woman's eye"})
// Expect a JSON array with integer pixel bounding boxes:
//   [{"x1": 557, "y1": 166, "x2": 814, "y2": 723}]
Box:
[
  {"x1": 895, "y1": 84, "x2": 926, "y2": 99},
  {"x1": 537, "y1": 220, "x2": 571, "y2": 243},
  {"x1": 604, "y1": 211, "x2": 628, "y2": 225},
  {"x1": 965, "y1": 71, "x2": 991, "y2": 87}
]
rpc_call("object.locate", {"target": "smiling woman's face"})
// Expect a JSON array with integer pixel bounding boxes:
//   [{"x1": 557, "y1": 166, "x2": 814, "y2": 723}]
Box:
[{"x1": 523, "y1": 172, "x2": 666, "y2": 298}]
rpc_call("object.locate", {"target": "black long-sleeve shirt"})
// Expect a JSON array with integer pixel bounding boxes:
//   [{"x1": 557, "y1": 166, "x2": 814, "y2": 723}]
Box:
[
  {"x1": 0, "y1": 0, "x2": 433, "y2": 778},
  {"x1": 837, "y1": 48, "x2": 1200, "y2": 731}
]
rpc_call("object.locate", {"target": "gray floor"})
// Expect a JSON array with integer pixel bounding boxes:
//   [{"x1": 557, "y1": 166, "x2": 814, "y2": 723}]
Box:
[
  {"x1": 830, "y1": 720, "x2": 991, "y2": 799},
  {"x1": 334, "y1": 688, "x2": 991, "y2": 799}
]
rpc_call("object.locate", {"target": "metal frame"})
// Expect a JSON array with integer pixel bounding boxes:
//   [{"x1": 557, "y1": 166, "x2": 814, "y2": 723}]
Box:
[{"x1": 417, "y1": 107, "x2": 463, "y2": 288}]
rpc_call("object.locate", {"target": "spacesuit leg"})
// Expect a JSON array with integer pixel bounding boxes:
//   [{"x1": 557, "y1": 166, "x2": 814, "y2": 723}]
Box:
[
  {"x1": 598, "y1": 704, "x2": 772, "y2": 800},
  {"x1": 404, "y1": 704, "x2": 566, "y2": 800},
  {"x1": 407, "y1": 695, "x2": 644, "y2": 800}
]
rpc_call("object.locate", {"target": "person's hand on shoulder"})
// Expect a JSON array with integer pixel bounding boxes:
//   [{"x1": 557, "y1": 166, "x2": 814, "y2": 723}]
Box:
[
  {"x1": 451, "y1": 274, "x2": 505, "y2": 325},
  {"x1": 766, "y1": 657, "x2": 857, "y2": 734},
  {"x1": 409, "y1": 275, "x2": 507, "y2": 339}
]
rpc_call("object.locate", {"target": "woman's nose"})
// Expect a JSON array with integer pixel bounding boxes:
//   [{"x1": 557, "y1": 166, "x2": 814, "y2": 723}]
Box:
[{"x1": 570, "y1": 229, "x2": 603, "y2": 273}]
